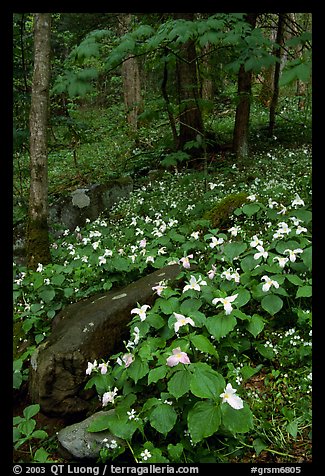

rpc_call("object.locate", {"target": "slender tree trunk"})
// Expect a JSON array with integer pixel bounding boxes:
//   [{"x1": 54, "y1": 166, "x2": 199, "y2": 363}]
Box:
[
  {"x1": 161, "y1": 52, "x2": 179, "y2": 149},
  {"x1": 269, "y1": 13, "x2": 286, "y2": 136},
  {"x1": 118, "y1": 14, "x2": 142, "y2": 131},
  {"x1": 26, "y1": 13, "x2": 52, "y2": 270},
  {"x1": 174, "y1": 13, "x2": 204, "y2": 150},
  {"x1": 233, "y1": 13, "x2": 258, "y2": 163}
]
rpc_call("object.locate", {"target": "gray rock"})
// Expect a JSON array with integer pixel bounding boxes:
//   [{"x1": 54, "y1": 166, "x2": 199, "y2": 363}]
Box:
[
  {"x1": 28, "y1": 264, "x2": 181, "y2": 417},
  {"x1": 57, "y1": 410, "x2": 124, "y2": 460},
  {"x1": 48, "y1": 177, "x2": 133, "y2": 231}
]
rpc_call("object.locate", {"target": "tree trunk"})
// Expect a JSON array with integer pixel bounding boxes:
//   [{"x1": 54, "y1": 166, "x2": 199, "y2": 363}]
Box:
[
  {"x1": 269, "y1": 13, "x2": 286, "y2": 136},
  {"x1": 233, "y1": 13, "x2": 258, "y2": 163},
  {"x1": 118, "y1": 14, "x2": 142, "y2": 131},
  {"x1": 26, "y1": 13, "x2": 52, "y2": 270},
  {"x1": 174, "y1": 13, "x2": 204, "y2": 151}
]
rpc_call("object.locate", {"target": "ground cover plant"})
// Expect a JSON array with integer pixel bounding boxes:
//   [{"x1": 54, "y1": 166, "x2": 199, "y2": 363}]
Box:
[{"x1": 13, "y1": 136, "x2": 312, "y2": 463}]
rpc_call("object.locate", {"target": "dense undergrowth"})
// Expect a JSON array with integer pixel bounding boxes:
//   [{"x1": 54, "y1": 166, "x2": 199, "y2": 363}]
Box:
[{"x1": 13, "y1": 95, "x2": 312, "y2": 463}]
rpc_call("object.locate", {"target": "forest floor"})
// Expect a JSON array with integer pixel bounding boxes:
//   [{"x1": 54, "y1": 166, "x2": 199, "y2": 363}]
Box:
[{"x1": 13, "y1": 101, "x2": 312, "y2": 465}]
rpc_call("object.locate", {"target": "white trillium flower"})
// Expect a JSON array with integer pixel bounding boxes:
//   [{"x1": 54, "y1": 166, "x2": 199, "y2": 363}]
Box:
[
  {"x1": 273, "y1": 256, "x2": 289, "y2": 268},
  {"x1": 284, "y1": 248, "x2": 303, "y2": 262},
  {"x1": 86, "y1": 360, "x2": 97, "y2": 375},
  {"x1": 220, "y1": 383, "x2": 244, "y2": 409},
  {"x1": 210, "y1": 236, "x2": 224, "y2": 248},
  {"x1": 131, "y1": 304, "x2": 151, "y2": 321},
  {"x1": 212, "y1": 294, "x2": 238, "y2": 315},
  {"x1": 254, "y1": 245, "x2": 268, "y2": 260},
  {"x1": 173, "y1": 312, "x2": 195, "y2": 333},
  {"x1": 183, "y1": 275, "x2": 207, "y2": 293},
  {"x1": 261, "y1": 275, "x2": 280, "y2": 292}
]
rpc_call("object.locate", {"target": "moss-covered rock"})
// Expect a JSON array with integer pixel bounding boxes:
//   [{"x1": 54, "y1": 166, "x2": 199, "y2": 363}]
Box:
[{"x1": 204, "y1": 192, "x2": 248, "y2": 229}]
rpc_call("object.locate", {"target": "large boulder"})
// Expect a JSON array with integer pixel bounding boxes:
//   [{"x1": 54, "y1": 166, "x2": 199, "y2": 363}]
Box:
[
  {"x1": 28, "y1": 264, "x2": 181, "y2": 417},
  {"x1": 48, "y1": 177, "x2": 133, "y2": 231},
  {"x1": 57, "y1": 410, "x2": 124, "y2": 460}
]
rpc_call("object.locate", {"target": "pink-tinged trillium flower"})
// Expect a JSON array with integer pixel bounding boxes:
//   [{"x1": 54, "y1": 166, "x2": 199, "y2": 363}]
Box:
[
  {"x1": 183, "y1": 275, "x2": 207, "y2": 293},
  {"x1": 284, "y1": 248, "x2": 303, "y2": 262},
  {"x1": 98, "y1": 361, "x2": 109, "y2": 375},
  {"x1": 131, "y1": 304, "x2": 151, "y2": 321},
  {"x1": 173, "y1": 312, "x2": 195, "y2": 333},
  {"x1": 86, "y1": 360, "x2": 97, "y2": 375},
  {"x1": 179, "y1": 254, "x2": 193, "y2": 269},
  {"x1": 212, "y1": 294, "x2": 238, "y2": 315},
  {"x1": 254, "y1": 245, "x2": 268, "y2": 260},
  {"x1": 152, "y1": 281, "x2": 167, "y2": 296},
  {"x1": 261, "y1": 275, "x2": 280, "y2": 292},
  {"x1": 220, "y1": 383, "x2": 244, "y2": 410},
  {"x1": 102, "y1": 387, "x2": 118, "y2": 406},
  {"x1": 166, "y1": 347, "x2": 191, "y2": 367},
  {"x1": 207, "y1": 264, "x2": 217, "y2": 280},
  {"x1": 139, "y1": 238, "x2": 147, "y2": 248},
  {"x1": 117, "y1": 353, "x2": 134, "y2": 368}
]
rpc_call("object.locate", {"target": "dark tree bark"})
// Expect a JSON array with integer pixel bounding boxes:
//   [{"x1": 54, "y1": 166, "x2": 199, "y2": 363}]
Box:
[
  {"x1": 233, "y1": 13, "x2": 258, "y2": 163},
  {"x1": 174, "y1": 13, "x2": 204, "y2": 150},
  {"x1": 118, "y1": 14, "x2": 142, "y2": 131},
  {"x1": 269, "y1": 13, "x2": 286, "y2": 136},
  {"x1": 26, "y1": 13, "x2": 52, "y2": 270}
]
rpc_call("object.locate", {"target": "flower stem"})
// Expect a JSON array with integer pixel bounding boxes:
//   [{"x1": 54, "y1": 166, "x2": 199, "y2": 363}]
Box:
[{"x1": 126, "y1": 440, "x2": 139, "y2": 463}]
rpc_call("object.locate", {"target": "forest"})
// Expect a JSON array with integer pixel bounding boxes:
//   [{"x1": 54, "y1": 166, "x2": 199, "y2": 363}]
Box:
[{"x1": 13, "y1": 13, "x2": 312, "y2": 465}]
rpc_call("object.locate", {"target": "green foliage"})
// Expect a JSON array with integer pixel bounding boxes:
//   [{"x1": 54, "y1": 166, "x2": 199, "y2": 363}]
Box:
[
  {"x1": 13, "y1": 12, "x2": 312, "y2": 464},
  {"x1": 204, "y1": 192, "x2": 248, "y2": 229},
  {"x1": 13, "y1": 404, "x2": 48, "y2": 451}
]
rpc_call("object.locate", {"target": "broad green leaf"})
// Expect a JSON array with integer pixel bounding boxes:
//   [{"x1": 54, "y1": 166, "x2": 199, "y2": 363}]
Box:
[
  {"x1": 149, "y1": 403, "x2": 177, "y2": 435},
  {"x1": 23, "y1": 404, "x2": 40, "y2": 420},
  {"x1": 223, "y1": 241, "x2": 246, "y2": 261},
  {"x1": 148, "y1": 365, "x2": 168, "y2": 385},
  {"x1": 206, "y1": 314, "x2": 237, "y2": 340},
  {"x1": 190, "y1": 334, "x2": 218, "y2": 358},
  {"x1": 190, "y1": 368, "x2": 225, "y2": 400},
  {"x1": 127, "y1": 357, "x2": 149, "y2": 383},
  {"x1": 255, "y1": 342, "x2": 275, "y2": 360},
  {"x1": 187, "y1": 401, "x2": 221, "y2": 443},
  {"x1": 168, "y1": 369, "x2": 191, "y2": 398},
  {"x1": 286, "y1": 274, "x2": 304, "y2": 286},
  {"x1": 302, "y1": 246, "x2": 312, "y2": 271},
  {"x1": 19, "y1": 419, "x2": 36, "y2": 437},
  {"x1": 180, "y1": 299, "x2": 202, "y2": 314},
  {"x1": 167, "y1": 442, "x2": 184, "y2": 462},
  {"x1": 242, "y1": 203, "x2": 260, "y2": 217},
  {"x1": 31, "y1": 429, "x2": 48, "y2": 440},
  {"x1": 253, "y1": 438, "x2": 268, "y2": 455},
  {"x1": 240, "y1": 254, "x2": 257, "y2": 272},
  {"x1": 236, "y1": 288, "x2": 251, "y2": 307},
  {"x1": 240, "y1": 364, "x2": 262, "y2": 381},
  {"x1": 261, "y1": 294, "x2": 283, "y2": 315},
  {"x1": 39, "y1": 287, "x2": 55, "y2": 303},
  {"x1": 296, "y1": 285, "x2": 312, "y2": 298},
  {"x1": 221, "y1": 402, "x2": 253, "y2": 433},
  {"x1": 34, "y1": 447, "x2": 50, "y2": 463},
  {"x1": 51, "y1": 274, "x2": 65, "y2": 286},
  {"x1": 286, "y1": 420, "x2": 298, "y2": 438},
  {"x1": 158, "y1": 297, "x2": 179, "y2": 315},
  {"x1": 246, "y1": 314, "x2": 265, "y2": 337},
  {"x1": 13, "y1": 372, "x2": 23, "y2": 390}
]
